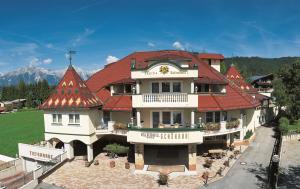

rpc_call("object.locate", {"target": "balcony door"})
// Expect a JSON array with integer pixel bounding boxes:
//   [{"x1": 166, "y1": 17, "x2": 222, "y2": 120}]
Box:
[{"x1": 152, "y1": 112, "x2": 160, "y2": 128}]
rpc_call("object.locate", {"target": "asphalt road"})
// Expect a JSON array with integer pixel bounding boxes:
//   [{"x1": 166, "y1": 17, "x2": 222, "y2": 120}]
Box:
[{"x1": 202, "y1": 126, "x2": 276, "y2": 189}]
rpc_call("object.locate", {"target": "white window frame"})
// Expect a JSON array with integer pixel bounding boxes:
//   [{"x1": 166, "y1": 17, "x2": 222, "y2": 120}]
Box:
[
  {"x1": 150, "y1": 80, "x2": 183, "y2": 93},
  {"x1": 52, "y1": 114, "x2": 62, "y2": 125},
  {"x1": 150, "y1": 110, "x2": 184, "y2": 127},
  {"x1": 205, "y1": 111, "x2": 222, "y2": 123},
  {"x1": 69, "y1": 114, "x2": 80, "y2": 125}
]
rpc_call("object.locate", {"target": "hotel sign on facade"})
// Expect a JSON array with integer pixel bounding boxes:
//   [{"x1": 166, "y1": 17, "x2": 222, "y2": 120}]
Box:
[
  {"x1": 18, "y1": 143, "x2": 64, "y2": 162},
  {"x1": 127, "y1": 130, "x2": 203, "y2": 144},
  {"x1": 131, "y1": 63, "x2": 198, "y2": 79}
]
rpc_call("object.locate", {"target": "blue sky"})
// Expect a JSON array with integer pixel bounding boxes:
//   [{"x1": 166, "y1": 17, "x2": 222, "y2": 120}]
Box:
[{"x1": 0, "y1": 0, "x2": 300, "y2": 72}]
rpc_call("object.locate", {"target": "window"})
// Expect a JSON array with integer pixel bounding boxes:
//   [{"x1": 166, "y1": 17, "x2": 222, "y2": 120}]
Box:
[
  {"x1": 173, "y1": 82, "x2": 181, "y2": 92},
  {"x1": 103, "y1": 111, "x2": 111, "y2": 125},
  {"x1": 206, "y1": 111, "x2": 222, "y2": 123},
  {"x1": 152, "y1": 82, "x2": 159, "y2": 93},
  {"x1": 69, "y1": 114, "x2": 80, "y2": 124},
  {"x1": 114, "y1": 84, "x2": 124, "y2": 94},
  {"x1": 124, "y1": 84, "x2": 132, "y2": 93},
  {"x1": 162, "y1": 112, "x2": 171, "y2": 124},
  {"x1": 215, "y1": 112, "x2": 221, "y2": 122},
  {"x1": 172, "y1": 112, "x2": 182, "y2": 124},
  {"x1": 204, "y1": 84, "x2": 210, "y2": 92},
  {"x1": 161, "y1": 82, "x2": 170, "y2": 92},
  {"x1": 222, "y1": 111, "x2": 227, "y2": 121},
  {"x1": 206, "y1": 112, "x2": 213, "y2": 122},
  {"x1": 52, "y1": 114, "x2": 62, "y2": 124},
  {"x1": 208, "y1": 59, "x2": 212, "y2": 66}
]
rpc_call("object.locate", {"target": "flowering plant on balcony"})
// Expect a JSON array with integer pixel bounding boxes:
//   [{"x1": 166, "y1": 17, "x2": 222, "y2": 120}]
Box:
[
  {"x1": 113, "y1": 122, "x2": 128, "y2": 130},
  {"x1": 203, "y1": 122, "x2": 221, "y2": 131},
  {"x1": 226, "y1": 119, "x2": 240, "y2": 129}
]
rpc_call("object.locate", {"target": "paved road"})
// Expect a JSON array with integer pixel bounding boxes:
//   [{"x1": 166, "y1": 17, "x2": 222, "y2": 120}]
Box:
[{"x1": 202, "y1": 126, "x2": 276, "y2": 189}]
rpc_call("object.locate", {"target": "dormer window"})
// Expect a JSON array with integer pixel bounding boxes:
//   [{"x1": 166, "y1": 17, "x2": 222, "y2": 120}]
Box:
[{"x1": 113, "y1": 84, "x2": 132, "y2": 95}]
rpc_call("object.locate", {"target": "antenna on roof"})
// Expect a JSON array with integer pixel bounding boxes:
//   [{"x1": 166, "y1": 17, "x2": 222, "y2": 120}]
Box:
[{"x1": 67, "y1": 49, "x2": 77, "y2": 65}]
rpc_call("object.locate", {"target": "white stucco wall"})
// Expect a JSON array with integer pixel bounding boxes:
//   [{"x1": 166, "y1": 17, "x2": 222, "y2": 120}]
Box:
[{"x1": 44, "y1": 109, "x2": 101, "y2": 144}]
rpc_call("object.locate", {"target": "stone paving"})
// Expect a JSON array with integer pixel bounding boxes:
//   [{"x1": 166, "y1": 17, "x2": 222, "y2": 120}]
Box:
[{"x1": 43, "y1": 148, "x2": 245, "y2": 189}]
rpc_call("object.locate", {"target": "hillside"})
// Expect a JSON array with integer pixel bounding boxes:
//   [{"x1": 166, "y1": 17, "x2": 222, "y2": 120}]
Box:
[{"x1": 223, "y1": 57, "x2": 300, "y2": 79}]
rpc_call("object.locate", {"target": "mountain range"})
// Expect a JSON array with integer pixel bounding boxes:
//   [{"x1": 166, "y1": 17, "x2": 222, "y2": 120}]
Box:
[{"x1": 0, "y1": 66, "x2": 97, "y2": 86}]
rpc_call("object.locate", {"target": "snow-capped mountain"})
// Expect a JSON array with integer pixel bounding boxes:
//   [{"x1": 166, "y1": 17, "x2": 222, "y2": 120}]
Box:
[{"x1": 0, "y1": 66, "x2": 98, "y2": 86}]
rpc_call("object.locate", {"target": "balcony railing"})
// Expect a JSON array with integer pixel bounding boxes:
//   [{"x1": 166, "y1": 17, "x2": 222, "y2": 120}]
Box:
[
  {"x1": 128, "y1": 124, "x2": 203, "y2": 132},
  {"x1": 201, "y1": 119, "x2": 242, "y2": 136},
  {"x1": 143, "y1": 93, "x2": 188, "y2": 103}
]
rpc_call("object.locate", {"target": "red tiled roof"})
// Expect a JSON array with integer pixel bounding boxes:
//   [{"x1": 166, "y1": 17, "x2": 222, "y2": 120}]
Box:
[
  {"x1": 225, "y1": 65, "x2": 257, "y2": 93},
  {"x1": 198, "y1": 82, "x2": 260, "y2": 112},
  {"x1": 86, "y1": 50, "x2": 258, "y2": 112},
  {"x1": 198, "y1": 53, "x2": 224, "y2": 60},
  {"x1": 40, "y1": 65, "x2": 102, "y2": 109},
  {"x1": 102, "y1": 95, "x2": 132, "y2": 111}
]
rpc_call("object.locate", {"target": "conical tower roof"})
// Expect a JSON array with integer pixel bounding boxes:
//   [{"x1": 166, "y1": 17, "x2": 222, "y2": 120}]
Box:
[
  {"x1": 40, "y1": 65, "x2": 102, "y2": 109},
  {"x1": 225, "y1": 64, "x2": 257, "y2": 93}
]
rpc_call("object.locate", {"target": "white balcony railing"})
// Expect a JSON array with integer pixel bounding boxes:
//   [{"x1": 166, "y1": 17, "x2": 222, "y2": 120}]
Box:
[
  {"x1": 132, "y1": 93, "x2": 198, "y2": 108},
  {"x1": 143, "y1": 93, "x2": 188, "y2": 103}
]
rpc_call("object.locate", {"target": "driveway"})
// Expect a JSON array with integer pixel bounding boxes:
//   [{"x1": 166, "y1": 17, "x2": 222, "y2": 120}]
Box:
[{"x1": 202, "y1": 126, "x2": 276, "y2": 189}]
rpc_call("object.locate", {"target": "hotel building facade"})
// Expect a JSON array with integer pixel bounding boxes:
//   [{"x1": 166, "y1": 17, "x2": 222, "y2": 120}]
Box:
[{"x1": 40, "y1": 50, "x2": 266, "y2": 172}]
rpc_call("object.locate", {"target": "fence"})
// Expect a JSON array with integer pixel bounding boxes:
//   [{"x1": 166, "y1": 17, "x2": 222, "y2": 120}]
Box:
[
  {"x1": 267, "y1": 131, "x2": 282, "y2": 189},
  {"x1": 1, "y1": 151, "x2": 67, "y2": 189}
]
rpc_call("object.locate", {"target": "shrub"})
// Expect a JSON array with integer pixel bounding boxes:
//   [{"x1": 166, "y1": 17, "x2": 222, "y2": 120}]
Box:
[
  {"x1": 103, "y1": 143, "x2": 129, "y2": 158},
  {"x1": 226, "y1": 119, "x2": 240, "y2": 129},
  {"x1": 216, "y1": 167, "x2": 223, "y2": 176},
  {"x1": 223, "y1": 160, "x2": 230, "y2": 167},
  {"x1": 157, "y1": 173, "x2": 168, "y2": 186},
  {"x1": 243, "y1": 130, "x2": 253, "y2": 140},
  {"x1": 113, "y1": 122, "x2": 128, "y2": 130},
  {"x1": 203, "y1": 159, "x2": 213, "y2": 168},
  {"x1": 204, "y1": 122, "x2": 221, "y2": 131},
  {"x1": 279, "y1": 117, "x2": 290, "y2": 135}
]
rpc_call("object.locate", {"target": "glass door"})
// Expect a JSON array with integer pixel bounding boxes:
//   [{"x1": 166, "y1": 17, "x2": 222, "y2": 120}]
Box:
[{"x1": 152, "y1": 112, "x2": 160, "y2": 128}]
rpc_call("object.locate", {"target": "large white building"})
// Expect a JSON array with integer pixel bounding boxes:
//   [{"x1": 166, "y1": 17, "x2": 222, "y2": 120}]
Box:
[{"x1": 40, "y1": 50, "x2": 266, "y2": 172}]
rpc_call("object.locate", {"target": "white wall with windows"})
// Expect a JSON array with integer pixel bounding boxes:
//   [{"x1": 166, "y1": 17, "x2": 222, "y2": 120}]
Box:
[
  {"x1": 44, "y1": 109, "x2": 101, "y2": 136},
  {"x1": 139, "y1": 108, "x2": 194, "y2": 128},
  {"x1": 139, "y1": 79, "x2": 192, "y2": 94}
]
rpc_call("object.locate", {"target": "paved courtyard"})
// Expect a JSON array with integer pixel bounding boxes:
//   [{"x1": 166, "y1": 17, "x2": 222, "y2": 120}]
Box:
[
  {"x1": 42, "y1": 147, "x2": 244, "y2": 189},
  {"x1": 203, "y1": 126, "x2": 276, "y2": 189},
  {"x1": 278, "y1": 139, "x2": 300, "y2": 189}
]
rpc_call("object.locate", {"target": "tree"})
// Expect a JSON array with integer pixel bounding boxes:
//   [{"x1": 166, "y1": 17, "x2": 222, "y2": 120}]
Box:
[
  {"x1": 220, "y1": 61, "x2": 227, "y2": 74},
  {"x1": 273, "y1": 61, "x2": 300, "y2": 121}
]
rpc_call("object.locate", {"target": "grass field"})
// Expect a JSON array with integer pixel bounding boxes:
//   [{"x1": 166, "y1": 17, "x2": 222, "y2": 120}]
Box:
[{"x1": 0, "y1": 110, "x2": 44, "y2": 157}]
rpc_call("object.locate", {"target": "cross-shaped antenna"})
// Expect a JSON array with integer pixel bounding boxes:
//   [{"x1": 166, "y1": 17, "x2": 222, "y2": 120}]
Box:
[{"x1": 67, "y1": 49, "x2": 76, "y2": 65}]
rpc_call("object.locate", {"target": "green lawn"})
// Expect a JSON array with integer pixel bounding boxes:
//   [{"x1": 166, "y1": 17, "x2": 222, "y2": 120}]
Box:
[{"x1": 0, "y1": 110, "x2": 44, "y2": 157}]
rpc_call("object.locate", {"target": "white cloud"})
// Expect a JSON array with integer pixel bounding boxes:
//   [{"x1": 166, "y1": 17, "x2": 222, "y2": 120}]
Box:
[
  {"x1": 106, "y1": 55, "x2": 119, "y2": 64},
  {"x1": 43, "y1": 58, "x2": 53, "y2": 64},
  {"x1": 172, "y1": 41, "x2": 185, "y2": 50},
  {"x1": 147, "y1": 42, "x2": 155, "y2": 47},
  {"x1": 29, "y1": 57, "x2": 40, "y2": 67},
  {"x1": 72, "y1": 28, "x2": 95, "y2": 46},
  {"x1": 46, "y1": 43, "x2": 54, "y2": 48}
]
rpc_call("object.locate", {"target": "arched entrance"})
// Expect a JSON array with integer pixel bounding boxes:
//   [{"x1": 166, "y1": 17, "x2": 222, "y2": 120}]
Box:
[
  {"x1": 73, "y1": 140, "x2": 87, "y2": 156},
  {"x1": 48, "y1": 138, "x2": 64, "y2": 149}
]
